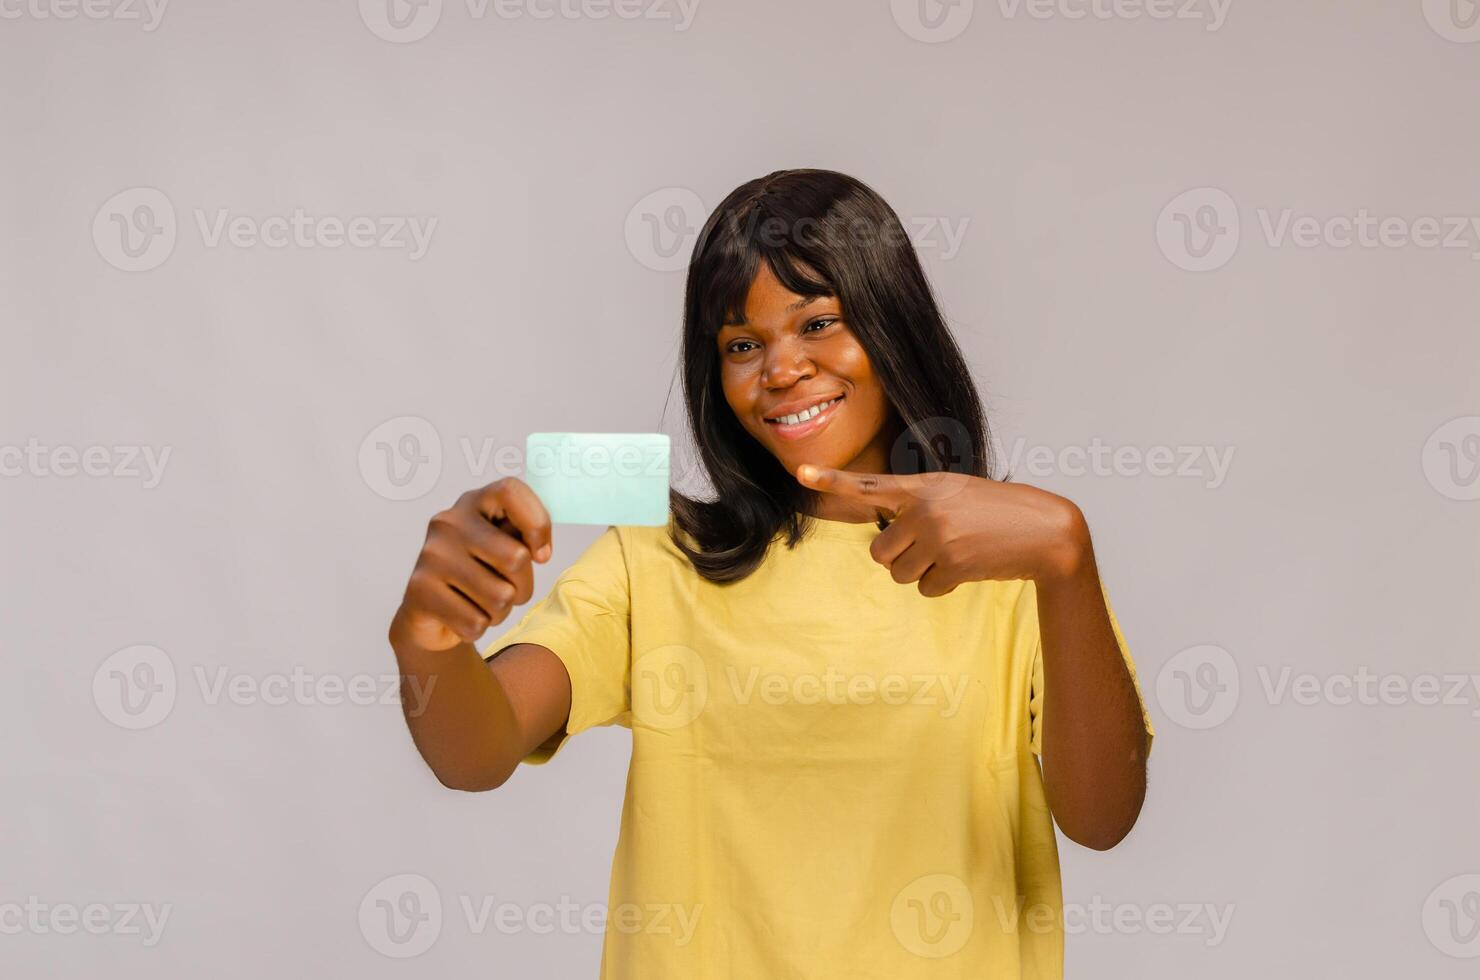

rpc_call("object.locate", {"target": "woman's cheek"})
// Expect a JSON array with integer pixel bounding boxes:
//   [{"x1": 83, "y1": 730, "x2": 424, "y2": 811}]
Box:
[{"x1": 720, "y1": 375, "x2": 764, "y2": 439}]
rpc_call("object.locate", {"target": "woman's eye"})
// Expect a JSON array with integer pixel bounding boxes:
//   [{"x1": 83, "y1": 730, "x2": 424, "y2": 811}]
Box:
[
  {"x1": 804, "y1": 318, "x2": 838, "y2": 334},
  {"x1": 727, "y1": 341, "x2": 757, "y2": 354}
]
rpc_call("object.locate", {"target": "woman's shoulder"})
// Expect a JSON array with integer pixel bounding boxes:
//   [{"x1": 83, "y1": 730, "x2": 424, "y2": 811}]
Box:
[{"x1": 606, "y1": 516, "x2": 693, "y2": 563}]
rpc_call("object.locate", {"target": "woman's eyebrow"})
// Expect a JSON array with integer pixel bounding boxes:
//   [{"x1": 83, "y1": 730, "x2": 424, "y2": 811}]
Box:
[{"x1": 722, "y1": 295, "x2": 831, "y2": 327}]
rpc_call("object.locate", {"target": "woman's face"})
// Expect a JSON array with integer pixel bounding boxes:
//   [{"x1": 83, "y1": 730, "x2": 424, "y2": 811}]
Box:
[{"x1": 716, "y1": 261, "x2": 901, "y2": 502}]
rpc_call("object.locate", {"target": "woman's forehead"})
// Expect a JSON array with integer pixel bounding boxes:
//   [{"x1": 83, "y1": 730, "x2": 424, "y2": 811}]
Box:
[{"x1": 721, "y1": 262, "x2": 837, "y2": 329}]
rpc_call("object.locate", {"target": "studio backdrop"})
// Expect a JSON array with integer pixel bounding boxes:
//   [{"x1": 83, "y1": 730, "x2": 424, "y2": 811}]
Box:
[{"x1": 3, "y1": 0, "x2": 1477, "y2": 976}]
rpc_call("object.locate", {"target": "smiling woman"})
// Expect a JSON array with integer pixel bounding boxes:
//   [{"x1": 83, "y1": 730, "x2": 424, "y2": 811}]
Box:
[
  {"x1": 673, "y1": 169, "x2": 991, "y2": 579},
  {"x1": 389, "y1": 168, "x2": 1156, "y2": 980}
]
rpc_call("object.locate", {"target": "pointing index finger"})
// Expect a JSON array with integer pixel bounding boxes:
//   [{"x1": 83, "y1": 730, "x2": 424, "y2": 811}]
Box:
[{"x1": 796, "y1": 465, "x2": 912, "y2": 517}]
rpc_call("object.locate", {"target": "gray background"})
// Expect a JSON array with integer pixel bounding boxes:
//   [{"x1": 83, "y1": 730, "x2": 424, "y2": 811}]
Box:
[{"x1": 3, "y1": 0, "x2": 1478, "y2": 976}]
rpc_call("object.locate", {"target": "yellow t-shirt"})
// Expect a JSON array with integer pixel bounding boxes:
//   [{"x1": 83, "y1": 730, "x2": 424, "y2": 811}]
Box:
[{"x1": 481, "y1": 514, "x2": 1154, "y2": 979}]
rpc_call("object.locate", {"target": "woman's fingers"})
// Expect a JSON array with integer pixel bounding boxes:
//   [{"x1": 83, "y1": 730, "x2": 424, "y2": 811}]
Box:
[
  {"x1": 439, "y1": 549, "x2": 520, "y2": 620},
  {"x1": 870, "y1": 506, "x2": 963, "y2": 596},
  {"x1": 471, "y1": 477, "x2": 552, "y2": 562},
  {"x1": 458, "y1": 517, "x2": 536, "y2": 606},
  {"x1": 870, "y1": 518, "x2": 915, "y2": 568},
  {"x1": 403, "y1": 567, "x2": 500, "y2": 643},
  {"x1": 916, "y1": 565, "x2": 961, "y2": 598},
  {"x1": 885, "y1": 541, "x2": 935, "y2": 586},
  {"x1": 795, "y1": 465, "x2": 913, "y2": 519},
  {"x1": 394, "y1": 478, "x2": 555, "y2": 651}
]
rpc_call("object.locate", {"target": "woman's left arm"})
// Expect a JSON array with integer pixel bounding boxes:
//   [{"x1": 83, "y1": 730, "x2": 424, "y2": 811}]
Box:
[
  {"x1": 796, "y1": 465, "x2": 1150, "y2": 850},
  {"x1": 1030, "y1": 518, "x2": 1150, "y2": 850}
]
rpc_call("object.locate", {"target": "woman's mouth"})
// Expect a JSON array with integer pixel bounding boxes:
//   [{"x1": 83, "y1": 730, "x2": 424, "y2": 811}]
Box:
[{"x1": 763, "y1": 394, "x2": 845, "y2": 441}]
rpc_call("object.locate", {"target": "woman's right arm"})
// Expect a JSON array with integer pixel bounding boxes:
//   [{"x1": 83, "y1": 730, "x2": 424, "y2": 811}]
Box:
[{"x1": 387, "y1": 478, "x2": 572, "y2": 792}]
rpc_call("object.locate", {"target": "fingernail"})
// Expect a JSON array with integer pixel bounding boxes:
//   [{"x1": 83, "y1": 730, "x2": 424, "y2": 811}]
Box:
[
  {"x1": 536, "y1": 543, "x2": 552, "y2": 562},
  {"x1": 797, "y1": 464, "x2": 816, "y2": 482}
]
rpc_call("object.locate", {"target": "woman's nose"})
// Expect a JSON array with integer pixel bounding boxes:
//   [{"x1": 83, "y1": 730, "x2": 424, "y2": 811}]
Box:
[{"x1": 762, "y1": 342, "x2": 814, "y2": 388}]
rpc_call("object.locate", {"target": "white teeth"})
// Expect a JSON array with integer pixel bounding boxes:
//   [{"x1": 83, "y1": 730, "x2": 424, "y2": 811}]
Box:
[{"x1": 772, "y1": 397, "x2": 838, "y2": 425}]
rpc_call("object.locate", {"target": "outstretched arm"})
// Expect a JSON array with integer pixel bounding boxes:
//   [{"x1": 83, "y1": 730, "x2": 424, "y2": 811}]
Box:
[{"x1": 388, "y1": 478, "x2": 572, "y2": 791}]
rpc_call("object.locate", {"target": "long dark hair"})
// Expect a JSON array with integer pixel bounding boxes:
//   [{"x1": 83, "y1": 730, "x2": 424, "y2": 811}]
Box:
[{"x1": 668, "y1": 169, "x2": 993, "y2": 583}]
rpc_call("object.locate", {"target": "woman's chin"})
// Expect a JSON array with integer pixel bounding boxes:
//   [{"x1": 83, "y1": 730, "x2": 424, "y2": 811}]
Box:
[{"x1": 778, "y1": 449, "x2": 841, "y2": 478}]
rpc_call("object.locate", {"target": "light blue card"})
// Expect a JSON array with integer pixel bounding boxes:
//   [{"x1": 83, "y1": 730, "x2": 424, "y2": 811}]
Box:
[{"x1": 524, "y1": 432, "x2": 670, "y2": 527}]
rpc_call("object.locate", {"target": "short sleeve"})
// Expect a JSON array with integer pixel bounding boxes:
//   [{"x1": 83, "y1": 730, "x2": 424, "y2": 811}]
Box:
[
  {"x1": 1028, "y1": 581, "x2": 1155, "y2": 760},
  {"x1": 480, "y1": 526, "x2": 632, "y2": 765}
]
